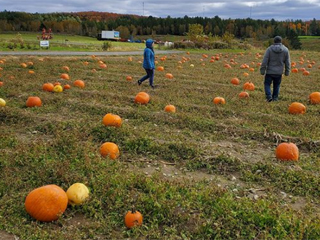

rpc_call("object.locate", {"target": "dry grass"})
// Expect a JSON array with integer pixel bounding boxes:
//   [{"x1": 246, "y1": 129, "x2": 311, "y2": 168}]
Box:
[{"x1": 0, "y1": 49, "x2": 320, "y2": 239}]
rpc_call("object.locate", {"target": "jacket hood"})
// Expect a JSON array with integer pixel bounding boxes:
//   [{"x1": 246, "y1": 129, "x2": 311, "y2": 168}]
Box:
[
  {"x1": 271, "y1": 43, "x2": 285, "y2": 53},
  {"x1": 146, "y1": 39, "x2": 154, "y2": 48}
]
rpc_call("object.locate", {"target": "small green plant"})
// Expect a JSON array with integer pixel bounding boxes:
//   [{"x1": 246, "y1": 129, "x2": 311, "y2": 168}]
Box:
[{"x1": 102, "y1": 41, "x2": 112, "y2": 51}]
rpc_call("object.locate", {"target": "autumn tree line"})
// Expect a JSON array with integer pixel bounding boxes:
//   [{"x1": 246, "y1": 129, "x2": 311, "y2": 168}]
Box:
[{"x1": 1, "y1": 10, "x2": 320, "y2": 49}]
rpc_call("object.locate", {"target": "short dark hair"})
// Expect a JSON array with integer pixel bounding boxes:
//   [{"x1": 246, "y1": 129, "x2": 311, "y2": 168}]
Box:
[{"x1": 274, "y1": 36, "x2": 282, "y2": 43}]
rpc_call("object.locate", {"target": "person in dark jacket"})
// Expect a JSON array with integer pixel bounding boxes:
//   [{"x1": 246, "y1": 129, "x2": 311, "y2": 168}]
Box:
[
  {"x1": 138, "y1": 39, "x2": 155, "y2": 89},
  {"x1": 260, "y1": 36, "x2": 291, "y2": 102}
]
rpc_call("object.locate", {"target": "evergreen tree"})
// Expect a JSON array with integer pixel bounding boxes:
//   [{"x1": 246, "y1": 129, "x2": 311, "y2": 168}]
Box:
[{"x1": 287, "y1": 29, "x2": 301, "y2": 49}]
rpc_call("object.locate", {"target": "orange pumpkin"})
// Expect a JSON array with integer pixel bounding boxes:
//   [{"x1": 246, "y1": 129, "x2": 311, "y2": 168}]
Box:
[
  {"x1": 25, "y1": 184, "x2": 68, "y2": 222},
  {"x1": 243, "y1": 82, "x2": 255, "y2": 91},
  {"x1": 126, "y1": 76, "x2": 133, "y2": 81},
  {"x1": 291, "y1": 68, "x2": 298, "y2": 73},
  {"x1": 165, "y1": 73, "x2": 174, "y2": 79},
  {"x1": 0, "y1": 81, "x2": 3, "y2": 87},
  {"x1": 288, "y1": 102, "x2": 306, "y2": 114},
  {"x1": 157, "y1": 66, "x2": 164, "y2": 71},
  {"x1": 28, "y1": 70, "x2": 35, "y2": 74},
  {"x1": 134, "y1": 92, "x2": 150, "y2": 104},
  {"x1": 231, "y1": 77, "x2": 240, "y2": 85},
  {"x1": 60, "y1": 73, "x2": 70, "y2": 80},
  {"x1": 102, "y1": 113, "x2": 122, "y2": 127},
  {"x1": 62, "y1": 66, "x2": 70, "y2": 72},
  {"x1": 26, "y1": 96, "x2": 42, "y2": 107},
  {"x1": 100, "y1": 142, "x2": 120, "y2": 160},
  {"x1": 309, "y1": 92, "x2": 320, "y2": 104},
  {"x1": 224, "y1": 63, "x2": 231, "y2": 69},
  {"x1": 99, "y1": 63, "x2": 107, "y2": 69},
  {"x1": 213, "y1": 97, "x2": 226, "y2": 104},
  {"x1": 124, "y1": 210, "x2": 143, "y2": 228},
  {"x1": 42, "y1": 83, "x2": 54, "y2": 92},
  {"x1": 73, "y1": 80, "x2": 85, "y2": 88},
  {"x1": 63, "y1": 84, "x2": 71, "y2": 90},
  {"x1": 275, "y1": 142, "x2": 299, "y2": 161},
  {"x1": 164, "y1": 104, "x2": 176, "y2": 113},
  {"x1": 239, "y1": 91, "x2": 249, "y2": 99},
  {"x1": 21, "y1": 63, "x2": 27, "y2": 68},
  {"x1": 302, "y1": 70, "x2": 310, "y2": 76}
]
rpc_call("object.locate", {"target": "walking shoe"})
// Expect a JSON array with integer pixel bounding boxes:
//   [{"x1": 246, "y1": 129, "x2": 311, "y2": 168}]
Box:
[
  {"x1": 137, "y1": 80, "x2": 142, "y2": 85},
  {"x1": 151, "y1": 85, "x2": 157, "y2": 89},
  {"x1": 266, "y1": 98, "x2": 273, "y2": 102}
]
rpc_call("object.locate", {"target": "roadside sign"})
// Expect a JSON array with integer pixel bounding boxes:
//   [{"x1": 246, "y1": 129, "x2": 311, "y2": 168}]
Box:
[{"x1": 40, "y1": 40, "x2": 49, "y2": 48}]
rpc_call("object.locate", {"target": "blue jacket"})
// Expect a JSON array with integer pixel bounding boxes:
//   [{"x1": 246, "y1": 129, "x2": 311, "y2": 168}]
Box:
[{"x1": 143, "y1": 39, "x2": 155, "y2": 70}]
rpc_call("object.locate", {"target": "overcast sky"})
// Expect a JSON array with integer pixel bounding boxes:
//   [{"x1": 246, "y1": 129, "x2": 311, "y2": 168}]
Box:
[{"x1": 1, "y1": 0, "x2": 320, "y2": 21}]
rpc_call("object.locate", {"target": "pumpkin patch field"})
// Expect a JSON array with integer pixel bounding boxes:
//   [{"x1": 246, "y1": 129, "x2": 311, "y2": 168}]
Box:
[{"x1": 0, "y1": 50, "x2": 320, "y2": 239}]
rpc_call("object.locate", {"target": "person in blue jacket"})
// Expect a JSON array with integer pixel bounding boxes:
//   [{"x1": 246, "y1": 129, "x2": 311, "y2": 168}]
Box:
[{"x1": 138, "y1": 39, "x2": 155, "y2": 88}]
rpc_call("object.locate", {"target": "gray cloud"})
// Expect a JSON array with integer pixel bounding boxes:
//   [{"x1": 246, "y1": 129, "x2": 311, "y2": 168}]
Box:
[{"x1": 1, "y1": 0, "x2": 320, "y2": 20}]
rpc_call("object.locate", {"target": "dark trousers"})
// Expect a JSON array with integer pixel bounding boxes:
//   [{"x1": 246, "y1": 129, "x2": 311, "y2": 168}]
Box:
[
  {"x1": 264, "y1": 74, "x2": 282, "y2": 101},
  {"x1": 139, "y1": 69, "x2": 154, "y2": 86}
]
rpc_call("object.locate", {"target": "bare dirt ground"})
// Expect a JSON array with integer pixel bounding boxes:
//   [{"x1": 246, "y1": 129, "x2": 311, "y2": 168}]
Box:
[{"x1": 0, "y1": 231, "x2": 18, "y2": 240}]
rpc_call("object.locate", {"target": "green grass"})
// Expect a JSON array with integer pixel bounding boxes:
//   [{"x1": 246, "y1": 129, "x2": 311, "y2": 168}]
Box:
[
  {"x1": 0, "y1": 32, "x2": 145, "y2": 52},
  {"x1": 0, "y1": 49, "x2": 320, "y2": 239},
  {"x1": 299, "y1": 36, "x2": 320, "y2": 51}
]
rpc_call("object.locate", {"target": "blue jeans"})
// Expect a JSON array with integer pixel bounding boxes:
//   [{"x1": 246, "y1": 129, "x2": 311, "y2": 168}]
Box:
[
  {"x1": 264, "y1": 74, "x2": 282, "y2": 101},
  {"x1": 139, "y1": 69, "x2": 154, "y2": 86}
]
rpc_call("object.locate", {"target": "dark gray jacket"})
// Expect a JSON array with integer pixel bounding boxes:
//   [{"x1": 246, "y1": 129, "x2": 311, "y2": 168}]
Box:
[{"x1": 260, "y1": 43, "x2": 291, "y2": 76}]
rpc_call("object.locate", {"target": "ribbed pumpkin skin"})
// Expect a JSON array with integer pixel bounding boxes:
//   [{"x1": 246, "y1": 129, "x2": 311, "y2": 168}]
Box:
[
  {"x1": 239, "y1": 92, "x2": 249, "y2": 99},
  {"x1": 124, "y1": 211, "x2": 143, "y2": 228},
  {"x1": 243, "y1": 82, "x2": 255, "y2": 91},
  {"x1": 26, "y1": 96, "x2": 42, "y2": 107},
  {"x1": 165, "y1": 73, "x2": 174, "y2": 79},
  {"x1": 102, "y1": 113, "x2": 122, "y2": 127},
  {"x1": 25, "y1": 185, "x2": 68, "y2": 222},
  {"x1": 157, "y1": 66, "x2": 164, "y2": 71},
  {"x1": 42, "y1": 83, "x2": 54, "y2": 92},
  {"x1": 134, "y1": 92, "x2": 150, "y2": 104},
  {"x1": 164, "y1": 105, "x2": 176, "y2": 112},
  {"x1": 73, "y1": 80, "x2": 85, "y2": 88},
  {"x1": 213, "y1": 97, "x2": 226, "y2": 105},
  {"x1": 288, "y1": 102, "x2": 306, "y2": 114},
  {"x1": 275, "y1": 143, "x2": 299, "y2": 161},
  {"x1": 231, "y1": 77, "x2": 240, "y2": 85},
  {"x1": 309, "y1": 92, "x2": 320, "y2": 104},
  {"x1": 100, "y1": 142, "x2": 120, "y2": 159},
  {"x1": 60, "y1": 73, "x2": 70, "y2": 80}
]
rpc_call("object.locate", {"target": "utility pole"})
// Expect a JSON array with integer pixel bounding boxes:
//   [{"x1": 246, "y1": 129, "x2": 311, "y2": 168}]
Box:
[{"x1": 143, "y1": 2, "x2": 144, "y2": 16}]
